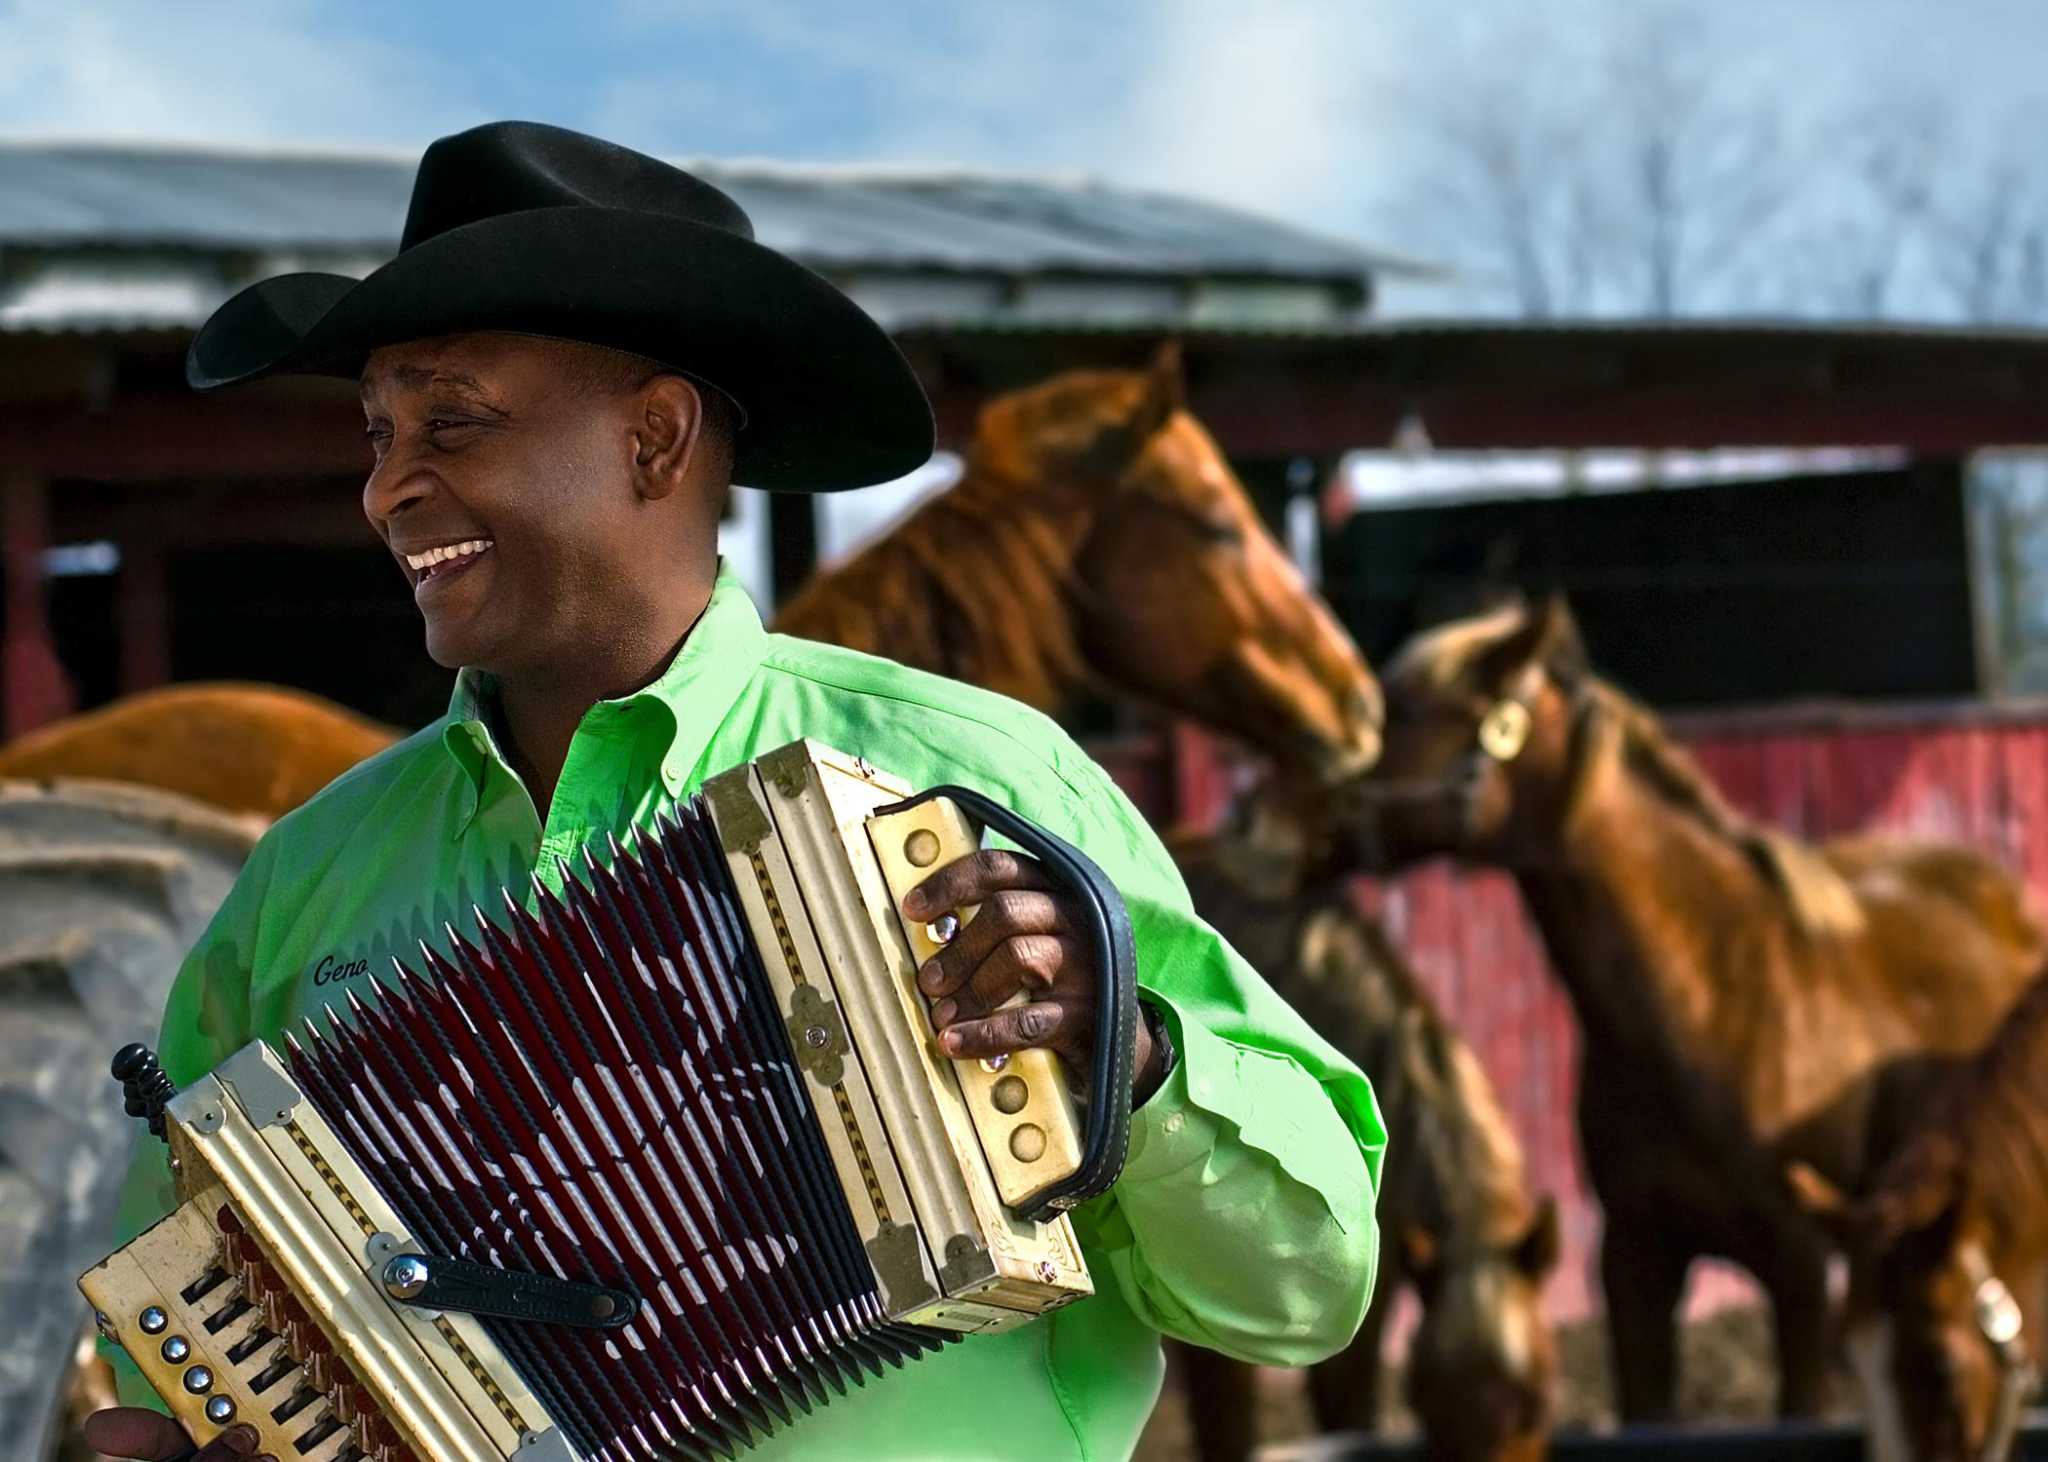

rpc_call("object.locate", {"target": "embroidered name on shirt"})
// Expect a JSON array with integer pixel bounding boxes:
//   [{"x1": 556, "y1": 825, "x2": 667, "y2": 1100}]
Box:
[{"x1": 312, "y1": 952, "x2": 371, "y2": 986}]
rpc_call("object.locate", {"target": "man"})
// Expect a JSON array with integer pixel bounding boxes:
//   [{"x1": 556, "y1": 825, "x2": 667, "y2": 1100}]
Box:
[{"x1": 87, "y1": 121, "x2": 1384, "y2": 1462}]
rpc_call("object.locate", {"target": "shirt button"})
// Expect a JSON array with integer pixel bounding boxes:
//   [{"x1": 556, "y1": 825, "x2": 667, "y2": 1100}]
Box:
[{"x1": 1163, "y1": 1112, "x2": 1185, "y2": 1135}]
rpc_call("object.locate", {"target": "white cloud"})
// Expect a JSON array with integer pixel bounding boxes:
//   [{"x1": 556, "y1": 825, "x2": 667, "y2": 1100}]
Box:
[
  {"x1": 599, "y1": 0, "x2": 1404, "y2": 235},
  {"x1": 0, "y1": 0, "x2": 481, "y2": 145}
]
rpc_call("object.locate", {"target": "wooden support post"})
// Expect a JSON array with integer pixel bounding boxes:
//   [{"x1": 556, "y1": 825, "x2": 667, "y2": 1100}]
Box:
[
  {"x1": 767, "y1": 489, "x2": 819, "y2": 609},
  {"x1": 116, "y1": 541, "x2": 172, "y2": 694},
  {"x1": 0, "y1": 471, "x2": 75, "y2": 737}
]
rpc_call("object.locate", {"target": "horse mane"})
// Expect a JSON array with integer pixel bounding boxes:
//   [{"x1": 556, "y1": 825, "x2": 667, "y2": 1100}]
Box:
[
  {"x1": 769, "y1": 454, "x2": 1093, "y2": 710},
  {"x1": 1291, "y1": 905, "x2": 1533, "y2": 1250},
  {"x1": 1573, "y1": 679, "x2": 1867, "y2": 940}
]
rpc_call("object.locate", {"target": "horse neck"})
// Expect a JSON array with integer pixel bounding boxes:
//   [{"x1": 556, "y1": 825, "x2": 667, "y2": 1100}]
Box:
[
  {"x1": 771, "y1": 460, "x2": 1100, "y2": 707},
  {"x1": 1511, "y1": 694, "x2": 1798, "y2": 1059},
  {"x1": 1267, "y1": 883, "x2": 1530, "y2": 1250},
  {"x1": 1944, "y1": 969, "x2": 2048, "y2": 1274}
]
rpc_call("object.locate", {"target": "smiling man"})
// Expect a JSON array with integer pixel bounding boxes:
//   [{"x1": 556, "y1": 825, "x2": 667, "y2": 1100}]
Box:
[{"x1": 87, "y1": 122, "x2": 1384, "y2": 1462}]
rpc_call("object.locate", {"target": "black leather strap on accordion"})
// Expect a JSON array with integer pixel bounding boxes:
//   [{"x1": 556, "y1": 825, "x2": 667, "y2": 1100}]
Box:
[{"x1": 876, "y1": 786, "x2": 1139, "y2": 1222}]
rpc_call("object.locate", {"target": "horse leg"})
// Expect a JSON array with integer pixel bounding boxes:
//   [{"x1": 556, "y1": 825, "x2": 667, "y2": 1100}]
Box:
[
  {"x1": 1758, "y1": 1232, "x2": 1832, "y2": 1418},
  {"x1": 1601, "y1": 1228, "x2": 1691, "y2": 1422},
  {"x1": 1174, "y1": 1341, "x2": 1262, "y2": 1462},
  {"x1": 1305, "y1": 1283, "x2": 1389, "y2": 1434}
]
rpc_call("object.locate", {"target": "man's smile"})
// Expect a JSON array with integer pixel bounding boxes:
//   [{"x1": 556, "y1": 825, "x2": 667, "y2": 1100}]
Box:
[{"x1": 398, "y1": 537, "x2": 495, "y2": 597}]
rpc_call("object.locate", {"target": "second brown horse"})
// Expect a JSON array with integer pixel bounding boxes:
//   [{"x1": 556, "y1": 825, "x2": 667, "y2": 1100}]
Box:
[{"x1": 1358, "y1": 596, "x2": 2045, "y2": 1423}]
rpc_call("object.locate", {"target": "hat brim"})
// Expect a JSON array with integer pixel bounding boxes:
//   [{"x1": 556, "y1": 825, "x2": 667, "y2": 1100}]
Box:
[{"x1": 186, "y1": 207, "x2": 934, "y2": 492}]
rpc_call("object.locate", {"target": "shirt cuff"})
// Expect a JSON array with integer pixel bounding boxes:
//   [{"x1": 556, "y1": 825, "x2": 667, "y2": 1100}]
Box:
[{"x1": 1117, "y1": 986, "x2": 1367, "y2": 1234}]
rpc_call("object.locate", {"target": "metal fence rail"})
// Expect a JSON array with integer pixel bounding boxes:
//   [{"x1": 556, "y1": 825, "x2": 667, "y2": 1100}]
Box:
[{"x1": 1259, "y1": 1415, "x2": 2048, "y2": 1461}]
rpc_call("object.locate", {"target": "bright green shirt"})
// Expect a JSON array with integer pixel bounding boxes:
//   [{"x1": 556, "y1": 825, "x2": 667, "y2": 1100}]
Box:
[{"x1": 109, "y1": 559, "x2": 1385, "y2": 1461}]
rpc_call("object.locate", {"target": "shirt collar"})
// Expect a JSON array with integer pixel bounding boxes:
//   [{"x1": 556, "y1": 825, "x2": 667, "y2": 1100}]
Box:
[{"x1": 441, "y1": 557, "x2": 769, "y2": 822}]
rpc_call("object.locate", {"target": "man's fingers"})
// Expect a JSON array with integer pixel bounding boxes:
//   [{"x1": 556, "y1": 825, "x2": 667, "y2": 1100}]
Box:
[
  {"x1": 930, "y1": 933, "x2": 1085, "y2": 1029},
  {"x1": 915, "y1": 890, "x2": 1070, "y2": 999},
  {"x1": 938, "y1": 1000, "x2": 1082, "y2": 1061},
  {"x1": 82, "y1": 1408, "x2": 261, "y2": 1460},
  {"x1": 902, "y1": 848, "x2": 1055, "y2": 922}
]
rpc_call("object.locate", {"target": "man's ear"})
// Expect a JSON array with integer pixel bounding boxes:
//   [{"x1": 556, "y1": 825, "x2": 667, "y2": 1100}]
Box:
[{"x1": 631, "y1": 375, "x2": 711, "y2": 503}]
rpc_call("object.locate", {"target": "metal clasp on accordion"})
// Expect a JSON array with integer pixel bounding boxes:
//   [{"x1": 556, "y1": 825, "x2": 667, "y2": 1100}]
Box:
[{"x1": 81, "y1": 740, "x2": 1131, "y2": 1461}]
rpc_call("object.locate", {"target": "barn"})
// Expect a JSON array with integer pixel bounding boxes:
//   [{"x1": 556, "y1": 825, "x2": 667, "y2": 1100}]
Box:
[{"x1": 0, "y1": 137, "x2": 1422, "y2": 733}]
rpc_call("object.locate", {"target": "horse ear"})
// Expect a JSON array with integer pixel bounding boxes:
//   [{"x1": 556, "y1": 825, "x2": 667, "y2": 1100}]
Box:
[
  {"x1": 1080, "y1": 343, "x2": 1185, "y2": 479},
  {"x1": 1786, "y1": 1161, "x2": 1867, "y2": 1247},
  {"x1": 1882, "y1": 1185, "x2": 1968, "y2": 1280},
  {"x1": 1476, "y1": 593, "x2": 1588, "y2": 694},
  {"x1": 1145, "y1": 340, "x2": 1186, "y2": 415},
  {"x1": 1123, "y1": 340, "x2": 1185, "y2": 442},
  {"x1": 1515, "y1": 1194, "x2": 1562, "y2": 1279}
]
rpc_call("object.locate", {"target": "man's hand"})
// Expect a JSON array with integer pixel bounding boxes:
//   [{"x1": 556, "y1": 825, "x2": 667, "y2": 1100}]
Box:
[
  {"x1": 82, "y1": 1408, "x2": 268, "y2": 1460},
  {"x1": 903, "y1": 849, "x2": 1162, "y2": 1100}
]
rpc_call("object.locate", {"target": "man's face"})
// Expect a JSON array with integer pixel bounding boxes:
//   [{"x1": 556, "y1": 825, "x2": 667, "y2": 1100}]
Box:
[{"x1": 359, "y1": 332, "x2": 650, "y2": 674}]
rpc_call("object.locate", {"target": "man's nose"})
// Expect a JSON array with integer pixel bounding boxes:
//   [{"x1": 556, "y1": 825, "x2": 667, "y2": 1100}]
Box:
[{"x1": 362, "y1": 451, "x2": 434, "y2": 526}]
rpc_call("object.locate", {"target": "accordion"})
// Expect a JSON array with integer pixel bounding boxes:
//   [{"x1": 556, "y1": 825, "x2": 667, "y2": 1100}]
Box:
[{"x1": 82, "y1": 740, "x2": 1138, "y2": 1462}]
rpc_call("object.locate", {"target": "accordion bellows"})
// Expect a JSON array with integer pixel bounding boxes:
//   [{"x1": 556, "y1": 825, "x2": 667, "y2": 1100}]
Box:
[{"x1": 84, "y1": 742, "x2": 1124, "y2": 1462}]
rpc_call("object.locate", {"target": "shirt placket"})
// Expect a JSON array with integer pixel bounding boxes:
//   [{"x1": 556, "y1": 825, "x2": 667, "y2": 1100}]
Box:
[{"x1": 529, "y1": 701, "x2": 655, "y2": 904}]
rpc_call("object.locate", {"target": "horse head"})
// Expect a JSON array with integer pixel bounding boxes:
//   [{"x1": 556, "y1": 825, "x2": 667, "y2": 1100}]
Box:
[
  {"x1": 1789, "y1": 1161, "x2": 2039, "y2": 1462},
  {"x1": 972, "y1": 343, "x2": 1382, "y2": 782},
  {"x1": 1345, "y1": 595, "x2": 1589, "y2": 871},
  {"x1": 1402, "y1": 1196, "x2": 1561, "y2": 1462}
]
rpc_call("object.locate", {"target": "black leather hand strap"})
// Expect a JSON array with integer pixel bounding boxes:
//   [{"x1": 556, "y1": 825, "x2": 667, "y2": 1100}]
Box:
[
  {"x1": 875, "y1": 785, "x2": 1139, "y2": 1222},
  {"x1": 382, "y1": 1252, "x2": 638, "y2": 1330}
]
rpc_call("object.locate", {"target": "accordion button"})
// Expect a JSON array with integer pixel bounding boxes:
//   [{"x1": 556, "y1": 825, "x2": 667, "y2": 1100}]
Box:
[
  {"x1": 1010, "y1": 1123, "x2": 1047, "y2": 1163},
  {"x1": 138, "y1": 1306, "x2": 168, "y2": 1335},
  {"x1": 991, "y1": 1075, "x2": 1029, "y2": 1114},
  {"x1": 182, "y1": 1365, "x2": 214, "y2": 1395},
  {"x1": 904, "y1": 829, "x2": 942, "y2": 868},
  {"x1": 927, "y1": 913, "x2": 960, "y2": 945},
  {"x1": 160, "y1": 1335, "x2": 191, "y2": 1364},
  {"x1": 205, "y1": 1396, "x2": 237, "y2": 1425}
]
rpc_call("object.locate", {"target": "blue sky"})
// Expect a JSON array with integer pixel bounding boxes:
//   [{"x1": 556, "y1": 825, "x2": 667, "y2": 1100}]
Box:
[{"x1": 3, "y1": 1, "x2": 2045, "y2": 313}]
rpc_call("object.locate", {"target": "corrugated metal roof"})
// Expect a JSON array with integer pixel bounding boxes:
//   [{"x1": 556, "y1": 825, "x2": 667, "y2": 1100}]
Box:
[{"x1": 0, "y1": 139, "x2": 1419, "y2": 280}]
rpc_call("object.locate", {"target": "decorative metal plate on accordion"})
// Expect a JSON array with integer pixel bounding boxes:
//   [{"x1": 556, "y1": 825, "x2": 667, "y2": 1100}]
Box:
[{"x1": 81, "y1": 740, "x2": 1139, "y2": 1462}]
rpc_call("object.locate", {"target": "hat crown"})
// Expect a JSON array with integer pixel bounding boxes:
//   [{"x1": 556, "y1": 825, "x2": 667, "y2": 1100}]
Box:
[{"x1": 399, "y1": 121, "x2": 755, "y2": 252}]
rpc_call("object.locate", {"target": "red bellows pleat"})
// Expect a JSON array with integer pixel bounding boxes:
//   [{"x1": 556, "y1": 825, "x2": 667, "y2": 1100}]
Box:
[{"x1": 286, "y1": 805, "x2": 946, "y2": 1461}]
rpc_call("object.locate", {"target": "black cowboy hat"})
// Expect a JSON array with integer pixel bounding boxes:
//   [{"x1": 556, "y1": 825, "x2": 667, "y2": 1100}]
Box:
[{"x1": 186, "y1": 121, "x2": 934, "y2": 492}]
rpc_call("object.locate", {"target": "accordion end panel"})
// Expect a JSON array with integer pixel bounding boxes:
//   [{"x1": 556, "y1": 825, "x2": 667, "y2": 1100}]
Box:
[
  {"x1": 81, "y1": 1043, "x2": 551, "y2": 1462},
  {"x1": 708, "y1": 743, "x2": 1091, "y2": 1330}
]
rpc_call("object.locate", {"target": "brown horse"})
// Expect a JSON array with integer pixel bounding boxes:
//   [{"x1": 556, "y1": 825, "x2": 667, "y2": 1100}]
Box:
[
  {"x1": 1356, "y1": 596, "x2": 2044, "y2": 1423},
  {"x1": 0, "y1": 682, "x2": 399, "y2": 819},
  {"x1": 1168, "y1": 788, "x2": 1559, "y2": 1462},
  {"x1": 772, "y1": 344, "x2": 1382, "y2": 783},
  {"x1": 1789, "y1": 965, "x2": 2048, "y2": 1462}
]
